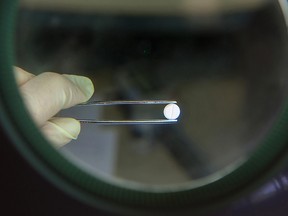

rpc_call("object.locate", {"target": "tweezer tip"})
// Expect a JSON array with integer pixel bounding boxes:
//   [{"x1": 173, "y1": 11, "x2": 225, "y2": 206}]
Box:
[{"x1": 76, "y1": 100, "x2": 179, "y2": 125}]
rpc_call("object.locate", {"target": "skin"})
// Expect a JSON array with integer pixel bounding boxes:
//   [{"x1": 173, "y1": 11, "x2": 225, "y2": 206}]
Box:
[{"x1": 14, "y1": 67, "x2": 94, "y2": 147}]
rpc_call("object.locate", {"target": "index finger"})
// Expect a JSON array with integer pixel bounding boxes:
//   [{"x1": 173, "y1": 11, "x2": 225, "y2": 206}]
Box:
[{"x1": 20, "y1": 72, "x2": 94, "y2": 126}]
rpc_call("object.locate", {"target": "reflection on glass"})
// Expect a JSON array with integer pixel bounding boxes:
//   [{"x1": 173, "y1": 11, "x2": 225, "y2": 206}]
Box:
[{"x1": 16, "y1": 0, "x2": 288, "y2": 188}]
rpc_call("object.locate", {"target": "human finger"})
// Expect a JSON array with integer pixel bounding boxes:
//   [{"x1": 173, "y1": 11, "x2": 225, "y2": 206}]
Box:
[
  {"x1": 13, "y1": 66, "x2": 35, "y2": 86},
  {"x1": 41, "y1": 117, "x2": 81, "y2": 148},
  {"x1": 20, "y1": 72, "x2": 94, "y2": 126}
]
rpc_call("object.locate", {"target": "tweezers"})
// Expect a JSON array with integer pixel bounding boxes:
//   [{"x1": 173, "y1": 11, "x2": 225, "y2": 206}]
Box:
[{"x1": 77, "y1": 100, "x2": 178, "y2": 125}]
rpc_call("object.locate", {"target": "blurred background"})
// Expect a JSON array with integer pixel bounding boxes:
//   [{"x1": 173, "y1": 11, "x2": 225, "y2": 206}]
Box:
[{"x1": 15, "y1": 0, "x2": 288, "y2": 188}]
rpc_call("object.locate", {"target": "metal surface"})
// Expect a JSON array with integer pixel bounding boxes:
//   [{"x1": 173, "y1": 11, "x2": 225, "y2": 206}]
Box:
[{"x1": 77, "y1": 100, "x2": 178, "y2": 125}]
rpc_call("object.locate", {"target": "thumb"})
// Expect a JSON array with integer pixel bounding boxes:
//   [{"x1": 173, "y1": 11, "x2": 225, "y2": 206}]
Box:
[
  {"x1": 20, "y1": 72, "x2": 94, "y2": 126},
  {"x1": 41, "y1": 117, "x2": 81, "y2": 148}
]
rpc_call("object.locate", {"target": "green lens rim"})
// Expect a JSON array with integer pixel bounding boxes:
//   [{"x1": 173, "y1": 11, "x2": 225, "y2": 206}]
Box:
[{"x1": 1, "y1": 0, "x2": 288, "y2": 215}]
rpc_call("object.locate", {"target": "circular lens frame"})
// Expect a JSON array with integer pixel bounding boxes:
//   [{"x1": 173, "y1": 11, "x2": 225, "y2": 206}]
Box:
[{"x1": 1, "y1": 0, "x2": 288, "y2": 215}]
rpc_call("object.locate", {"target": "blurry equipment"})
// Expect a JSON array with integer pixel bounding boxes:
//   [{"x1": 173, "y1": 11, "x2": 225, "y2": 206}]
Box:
[{"x1": 1, "y1": 0, "x2": 288, "y2": 216}]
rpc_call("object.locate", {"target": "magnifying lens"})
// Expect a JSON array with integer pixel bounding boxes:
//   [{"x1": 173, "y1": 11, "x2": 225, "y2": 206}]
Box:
[{"x1": 1, "y1": 0, "x2": 288, "y2": 215}]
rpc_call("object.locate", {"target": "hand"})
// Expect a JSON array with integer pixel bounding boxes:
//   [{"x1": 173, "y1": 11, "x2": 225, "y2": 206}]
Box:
[{"x1": 14, "y1": 67, "x2": 94, "y2": 148}]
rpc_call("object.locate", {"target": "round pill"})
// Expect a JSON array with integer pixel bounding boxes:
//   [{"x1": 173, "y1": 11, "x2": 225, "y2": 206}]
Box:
[{"x1": 163, "y1": 103, "x2": 180, "y2": 120}]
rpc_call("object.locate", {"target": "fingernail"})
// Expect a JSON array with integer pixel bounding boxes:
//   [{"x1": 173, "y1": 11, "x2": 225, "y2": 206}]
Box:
[
  {"x1": 48, "y1": 118, "x2": 81, "y2": 140},
  {"x1": 64, "y1": 75, "x2": 94, "y2": 100}
]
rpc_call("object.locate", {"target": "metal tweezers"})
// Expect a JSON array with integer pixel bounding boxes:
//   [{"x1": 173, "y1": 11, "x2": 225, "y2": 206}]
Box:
[{"x1": 77, "y1": 100, "x2": 178, "y2": 125}]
